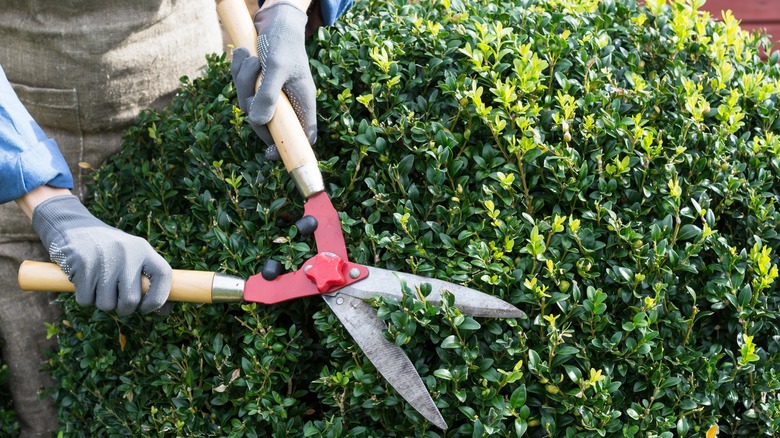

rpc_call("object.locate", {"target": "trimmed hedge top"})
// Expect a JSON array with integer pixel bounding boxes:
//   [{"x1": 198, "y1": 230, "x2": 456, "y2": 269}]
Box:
[{"x1": 46, "y1": 0, "x2": 780, "y2": 436}]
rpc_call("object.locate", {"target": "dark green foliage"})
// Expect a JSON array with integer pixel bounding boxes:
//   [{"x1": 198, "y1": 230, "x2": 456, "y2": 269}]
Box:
[
  {"x1": 0, "y1": 337, "x2": 21, "y2": 436},
  {"x1": 46, "y1": 0, "x2": 780, "y2": 436}
]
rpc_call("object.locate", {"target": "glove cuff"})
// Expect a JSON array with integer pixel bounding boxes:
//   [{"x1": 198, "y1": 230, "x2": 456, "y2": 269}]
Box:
[
  {"x1": 31, "y1": 195, "x2": 98, "y2": 250},
  {"x1": 256, "y1": 1, "x2": 308, "y2": 15}
]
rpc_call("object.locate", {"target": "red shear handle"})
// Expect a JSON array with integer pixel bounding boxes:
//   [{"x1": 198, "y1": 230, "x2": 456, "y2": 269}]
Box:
[{"x1": 216, "y1": 0, "x2": 324, "y2": 197}]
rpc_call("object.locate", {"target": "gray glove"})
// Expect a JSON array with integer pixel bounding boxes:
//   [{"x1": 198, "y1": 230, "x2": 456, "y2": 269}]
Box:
[
  {"x1": 32, "y1": 195, "x2": 172, "y2": 316},
  {"x1": 230, "y1": 2, "x2": 317, "y2": 150}
]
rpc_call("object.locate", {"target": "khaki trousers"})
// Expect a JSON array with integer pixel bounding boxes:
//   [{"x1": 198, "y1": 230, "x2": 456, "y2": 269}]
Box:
[{"x1": 0, "y1": 242, "x2": 58, "y2": 437}]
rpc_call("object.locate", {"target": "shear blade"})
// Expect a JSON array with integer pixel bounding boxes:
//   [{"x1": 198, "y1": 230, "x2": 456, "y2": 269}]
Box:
[
  {"x1": 322, "y1": 292, "x2": 448, "y2": 430},
  {"x1": 339, "y1": 267, "x2": 525, "y2": 319}
]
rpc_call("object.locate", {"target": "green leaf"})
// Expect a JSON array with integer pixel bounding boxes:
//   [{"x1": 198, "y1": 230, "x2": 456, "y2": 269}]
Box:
[
  {"x1": 528, "y1": 349, "x2": 541, "y2": 370},
  {"x1": 563, "y1": 365, "x2": 582, "y2": 383},
  {"x1": 458, "y1": 317, "x2": 481, "y2": 331},
  {"x1": 433, "y1": 369, "x2": 453, "y2": 380},
  {"x1": 515, "y1": 418, "x2": 528, "y2": 437},
  {"x1": 677, "y1": 224, "x2": 702, "y2": 241},
  {"x1": 441, "y1": 335, "x2": 461, "y2": 349},
  {"x1": 510, "y1": 384, "x2": 527, "y2": 409},
  {"x1": 397, "y1": 155, "x2": 415, "y2": 177}
]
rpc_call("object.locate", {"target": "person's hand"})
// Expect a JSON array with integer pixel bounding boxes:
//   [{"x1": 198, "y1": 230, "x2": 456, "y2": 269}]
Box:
[
  {"x1": 31, "y1": 195, "x2": 172, "y2": 316},
  {"x1": 230, "y1": 2, "x2": 317, "y2": 150}
]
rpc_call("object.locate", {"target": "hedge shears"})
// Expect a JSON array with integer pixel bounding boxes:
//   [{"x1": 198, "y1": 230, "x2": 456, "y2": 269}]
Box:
[{"x1": 18, "y1": 0, "x2": 524, "y2": 429}]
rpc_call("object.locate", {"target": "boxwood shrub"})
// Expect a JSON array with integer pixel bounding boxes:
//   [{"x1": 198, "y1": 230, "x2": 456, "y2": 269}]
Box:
[
  {"x1": 41, "y1": 0, "x2": 780, "y2": 436},
  {"x1": 0, "y1": 338, "x2": 19, "y2": 436}
]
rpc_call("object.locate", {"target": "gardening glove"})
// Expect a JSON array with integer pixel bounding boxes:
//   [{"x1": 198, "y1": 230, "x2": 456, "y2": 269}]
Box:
[
  {"x1": 230, "y1": 2, "x2": 317, "y2": 156},
  {"x1": 32, "y1": 195, "x2": 172, "y2": 316}
]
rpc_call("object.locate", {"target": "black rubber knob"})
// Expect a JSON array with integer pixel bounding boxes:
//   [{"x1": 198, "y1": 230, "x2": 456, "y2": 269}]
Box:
[
  {"x1": 296, "y1": 215, "x2": 319, "y2": 236},
  {"x1": 261, "y1": 259, "x2": 284, "y2": 281}
]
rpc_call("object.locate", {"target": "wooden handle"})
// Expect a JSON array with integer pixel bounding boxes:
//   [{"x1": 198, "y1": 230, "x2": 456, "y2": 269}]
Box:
[
  {"x1": 18, "y1": 261, "x2": 221, "y2": 303},
  {"x1": 216, "y1": 0, "x2": 319, "y2": 177}
]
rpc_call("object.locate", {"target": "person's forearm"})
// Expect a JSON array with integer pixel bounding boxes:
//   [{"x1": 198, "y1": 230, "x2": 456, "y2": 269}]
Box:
[{"x1": 15, "y1": 185, "x2": 73, "y2": 220}]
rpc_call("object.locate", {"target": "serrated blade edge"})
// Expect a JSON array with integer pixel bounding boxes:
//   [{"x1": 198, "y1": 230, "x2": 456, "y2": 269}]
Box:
[{"x1": 322, "y1": 293, "x2": 448, "y2": 430}]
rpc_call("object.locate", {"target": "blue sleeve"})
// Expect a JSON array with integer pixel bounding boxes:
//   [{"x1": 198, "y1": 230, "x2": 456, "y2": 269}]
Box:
[
  {"x1": 0, "y1": 65, "x2": 73, "y2": 204},
  {"x1": 319, "y1": 0, "x2": 353, "y2": 26}
]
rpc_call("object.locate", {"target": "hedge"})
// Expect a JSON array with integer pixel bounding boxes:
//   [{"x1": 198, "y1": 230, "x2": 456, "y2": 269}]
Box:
[{"x1": 32, "y1": 0, "x2": 780, "y2": 436}]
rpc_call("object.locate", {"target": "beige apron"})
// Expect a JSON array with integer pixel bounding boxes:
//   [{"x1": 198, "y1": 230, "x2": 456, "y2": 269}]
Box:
[
  {"x1": 0, "y1": 0, "x2": 222, "y2": 242},
  {"x1": 0, "y1": 3, "x2": 222, "y2": 435}
]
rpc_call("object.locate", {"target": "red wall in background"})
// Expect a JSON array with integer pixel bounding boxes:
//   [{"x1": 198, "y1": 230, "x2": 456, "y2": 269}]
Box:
[
  {"x1": 703, "y1": 0, "x2": 780, "y2": 45},
  {"x1": 637, "y1": 0, "x2": 780, "y2": 45}
]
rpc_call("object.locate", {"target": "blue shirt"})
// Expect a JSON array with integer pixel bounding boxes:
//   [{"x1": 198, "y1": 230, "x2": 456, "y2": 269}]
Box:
[
  {"x1": 0, "y1": 65, "x2": 73, "y2": 204},
  {"x1": 319, "y1": 0, "x2": 353, "y2": 26}
]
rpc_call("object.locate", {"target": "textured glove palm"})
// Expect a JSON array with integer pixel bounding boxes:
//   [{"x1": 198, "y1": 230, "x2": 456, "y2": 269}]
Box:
[
  {"x1": 32, "y1": 196, "x2": 172, "y2": 316},
  {"x1": 230, "y1": 2, "x2": 317, "y2": 150}
]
